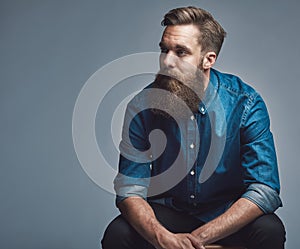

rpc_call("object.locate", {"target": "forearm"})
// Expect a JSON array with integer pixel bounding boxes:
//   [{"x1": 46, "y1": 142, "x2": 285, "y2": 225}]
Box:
[
  {"x1": 192, "y1": 197, "x2": 263, "y2": 245},
  {"x1": 118, "y1": 197, "x2": 204, "y2": 249},
  {"x1": 118, "y1": 196, "x2": 171, "y2": 248}
]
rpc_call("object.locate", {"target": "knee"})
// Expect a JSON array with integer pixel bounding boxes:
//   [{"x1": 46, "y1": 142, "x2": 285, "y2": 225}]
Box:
[
  {"x1": 101, "y1": 220, "x2": 116, "y2": 249},
  {"x1": 248, "y1": 214, "x2": 286, "y2": 248},
  {"x1": 101, "y1": 215, "x2": 138, "y2": 249},
  {"x1": 259, "y1": 214, "x2": 285, "y2": 242}
]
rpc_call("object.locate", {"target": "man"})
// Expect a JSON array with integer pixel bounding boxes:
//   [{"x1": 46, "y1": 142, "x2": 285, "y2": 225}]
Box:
[{"x1": 102, "y1": 6, "x2": 285, "y2": 249}]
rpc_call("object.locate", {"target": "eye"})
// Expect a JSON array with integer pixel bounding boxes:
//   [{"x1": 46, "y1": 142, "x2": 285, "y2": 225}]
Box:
[
  {"x1": 176, "y1": 49, "x2": 187, "y2": 57},
  {"x1": 160, "y1": 47, "x2": 169, "y2": 54}
]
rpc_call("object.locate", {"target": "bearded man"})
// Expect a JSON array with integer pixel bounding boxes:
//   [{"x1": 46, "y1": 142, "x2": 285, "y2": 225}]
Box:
[{"x1": 101, "y1": 6, "x2": 285, "y2": 249}]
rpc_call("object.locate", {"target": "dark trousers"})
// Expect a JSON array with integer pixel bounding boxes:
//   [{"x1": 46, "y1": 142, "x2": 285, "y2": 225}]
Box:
[{"x1": 101, "y1": 203, "x2": 285, "y2": 249}]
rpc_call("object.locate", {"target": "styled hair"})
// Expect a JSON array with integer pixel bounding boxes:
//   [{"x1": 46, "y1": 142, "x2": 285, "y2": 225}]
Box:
[{"x1": 161, "y1": 6, "x2": 226, "y2": 56}]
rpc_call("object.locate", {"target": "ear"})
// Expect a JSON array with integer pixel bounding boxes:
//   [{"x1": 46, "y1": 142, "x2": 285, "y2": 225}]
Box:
[{"x1": 202, "y1": 52, "x2": 217, "y2": 69}]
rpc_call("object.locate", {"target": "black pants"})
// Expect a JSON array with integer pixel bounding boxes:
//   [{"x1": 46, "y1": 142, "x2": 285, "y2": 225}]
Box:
[{"x1": 101, "y1": 203, "x2": 285, "y2": 249}]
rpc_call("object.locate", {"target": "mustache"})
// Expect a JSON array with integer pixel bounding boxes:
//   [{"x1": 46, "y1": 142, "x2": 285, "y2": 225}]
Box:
[
  {"x1": 153, "y1": 73, "x2": 204, "y2": 99},
  {"x1": 157, "y1": 68, "x2": 179, "y2": 78},
  {"x1": 156, "y1": 68, "x2": 190, "y2": 86}
]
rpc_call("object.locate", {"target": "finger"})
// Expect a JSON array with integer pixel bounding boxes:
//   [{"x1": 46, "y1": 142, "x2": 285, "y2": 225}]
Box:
[
  {"x1": 181, "y1": 238, "x2": 197, "y2": 249},
  {"x1": 186, "y1": 234, "x2": 204, "y2": 249}
]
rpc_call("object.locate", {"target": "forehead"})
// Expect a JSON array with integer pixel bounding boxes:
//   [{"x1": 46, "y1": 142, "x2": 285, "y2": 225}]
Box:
[{"x1": 161, "y1": 24, "x2": 200, "y2": 47}]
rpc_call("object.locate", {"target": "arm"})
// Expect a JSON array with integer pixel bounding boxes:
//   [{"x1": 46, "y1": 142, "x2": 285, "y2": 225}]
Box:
[
  {"x1": 193, "y1": 93, "x2": 281, "y2": 245},
  {"x1": 115, "y1": 100, "x2": 204, "y2": 249},
  {"x1": 118, "y1": 197, "x2": 204, "y2": 249},
  {"x1": 191, "y1": 198, "x2": 263, "y2": 245}
]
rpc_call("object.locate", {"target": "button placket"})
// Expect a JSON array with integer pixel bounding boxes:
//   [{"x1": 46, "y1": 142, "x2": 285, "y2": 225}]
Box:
[{"x1": 187, "y1": 112, "x2": 199, "y2": 206}]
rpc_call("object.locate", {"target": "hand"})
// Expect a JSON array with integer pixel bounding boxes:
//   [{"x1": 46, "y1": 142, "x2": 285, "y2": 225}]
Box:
[{"x1": 155, "y1": 232, "x2": 205, "y2": 249}]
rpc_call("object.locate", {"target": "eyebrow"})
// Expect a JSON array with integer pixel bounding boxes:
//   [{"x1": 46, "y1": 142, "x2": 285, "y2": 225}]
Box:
[
  {"x1": 159, "y1": 42, "x2": 166, "y2": 48},
  {"x1": 159, "y1": 42, "x2": 192, "y2": 53},
  {"x1": 175, "y1": 44, "x2": 191, "y2": 52}
]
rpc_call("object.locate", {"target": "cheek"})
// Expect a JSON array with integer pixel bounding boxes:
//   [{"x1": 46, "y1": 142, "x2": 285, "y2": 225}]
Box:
[
  {"x1": 177, "y1": 58, "x2": 200, "y2": 73},
  {"x1": 198, "y1": 57, "x2": 204, "y2": 69}
]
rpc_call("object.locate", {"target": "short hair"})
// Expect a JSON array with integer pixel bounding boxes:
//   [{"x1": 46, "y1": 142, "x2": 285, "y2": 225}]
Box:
[{"x1": 161, "y1": 6, "x2": 226, "y2": 56}]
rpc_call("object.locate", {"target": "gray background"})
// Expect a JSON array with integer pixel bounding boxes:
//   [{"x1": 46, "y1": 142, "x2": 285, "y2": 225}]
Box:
[{"x1": 1, "y1": 0, "x2": 299, "y2": 248}]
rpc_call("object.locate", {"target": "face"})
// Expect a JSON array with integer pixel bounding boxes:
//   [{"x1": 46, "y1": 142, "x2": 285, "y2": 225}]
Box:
[
  {"x1": 151, "y1": 24, "x2": 205, "y2": 118},
  {"x1": 159, "y1": 24, "x2": 204, "y2": 83}
]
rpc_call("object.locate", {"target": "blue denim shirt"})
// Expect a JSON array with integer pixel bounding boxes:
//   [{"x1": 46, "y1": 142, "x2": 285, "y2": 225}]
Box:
[{"x1": 114, "y1": 68, "x2": 282, "y2": 222}]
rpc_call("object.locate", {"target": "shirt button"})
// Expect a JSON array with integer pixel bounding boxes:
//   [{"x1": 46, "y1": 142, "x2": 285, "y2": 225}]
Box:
[
  {"x1": 190, "y1": 115, "x2": 195, "y2": 121},
  {"x1": 190, "y1": 194, "x2": 195, "y2": 199},
  {"x1": 200, "y1": 106, "x2": 206, "y2": 114},
  {"x1": 190, "y1": 170, "x2": 195, "y2": 176},
  {"x1": 190, "y1": 143, "x2": 195, "y2": 149}
]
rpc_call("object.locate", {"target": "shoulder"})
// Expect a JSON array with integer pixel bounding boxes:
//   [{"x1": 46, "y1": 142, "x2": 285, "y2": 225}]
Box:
[
  {"x1": 126, "y1": 82, "x2": 154, "y2": 108},
  {"x1": 212, "y1": 68, "x2": 259, "y2": 101},
  {"x1": 124, "y1": 81, "x2": 160, "y2": 122}
]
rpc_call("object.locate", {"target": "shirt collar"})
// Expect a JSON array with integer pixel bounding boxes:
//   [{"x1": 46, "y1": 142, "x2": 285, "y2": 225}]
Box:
[{"x1": 198, "y1": 68, "x2": 220, "y2": 114}]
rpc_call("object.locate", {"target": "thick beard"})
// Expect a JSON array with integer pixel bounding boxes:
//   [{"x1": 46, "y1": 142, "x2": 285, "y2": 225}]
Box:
[{"x1": 150, "y1": 71, "x2": 205, "y2": 119}]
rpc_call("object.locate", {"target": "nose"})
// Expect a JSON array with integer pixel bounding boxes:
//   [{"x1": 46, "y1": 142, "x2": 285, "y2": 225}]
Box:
[{"x1": 160, "y1": 52, "x2": 176, "y2": 69}]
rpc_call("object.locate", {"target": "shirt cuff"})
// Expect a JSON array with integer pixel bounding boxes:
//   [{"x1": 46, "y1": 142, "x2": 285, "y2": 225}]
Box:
[
  {"x1": 242, "y1": 183, "x2": 283, "y2": 213},
  {"x1": 115, "y1": 185, "x2": 148, "y2": 205}
]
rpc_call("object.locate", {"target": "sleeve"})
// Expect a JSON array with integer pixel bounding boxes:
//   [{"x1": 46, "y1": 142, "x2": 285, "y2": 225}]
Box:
[
  {"x1": 240, "y1": 93, "x2": 282, "y2": 213},
  {"x1": 113, "y1": 99, "x2": 152, "y2": 205}
]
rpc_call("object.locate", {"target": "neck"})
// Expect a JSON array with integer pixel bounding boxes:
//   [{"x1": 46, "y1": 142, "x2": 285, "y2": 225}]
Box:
[{"x1": 202, "y1": 68, "x2": 211, "y2": 92}]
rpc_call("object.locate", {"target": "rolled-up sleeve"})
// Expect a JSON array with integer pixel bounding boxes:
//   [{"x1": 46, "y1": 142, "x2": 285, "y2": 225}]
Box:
[
  {"x1": 114, "y1": 98, "x2": 152, "y2": 205},
  {"x1": 114, "y1": 155, "x2": 151, "y2": 205},
  {"x1": 242, "y1": 183, "x2": 282, "y2": 213},
  {"x1": 240, "y1": 93, "x2": 282, "y2": 213}
]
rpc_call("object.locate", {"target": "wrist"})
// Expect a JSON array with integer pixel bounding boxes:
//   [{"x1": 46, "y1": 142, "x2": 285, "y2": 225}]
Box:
[
  {"x1": 153, "y1": 227, "x2": 173, "y2": 248},
  {"x1": 191, "y1": 229, "x2": 209, "y2": 245}
]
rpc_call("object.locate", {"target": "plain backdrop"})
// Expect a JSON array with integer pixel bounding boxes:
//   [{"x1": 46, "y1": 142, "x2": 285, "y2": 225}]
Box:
[{"x1": 1, "y1": 0, "x2": 299, "y2": 248}]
